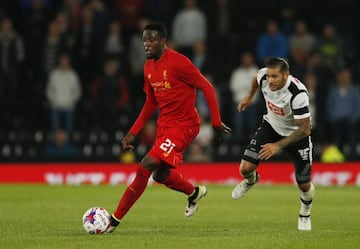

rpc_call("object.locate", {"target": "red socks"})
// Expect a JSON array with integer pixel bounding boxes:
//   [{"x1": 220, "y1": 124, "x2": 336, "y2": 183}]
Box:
[
  {"x1": 113, "y1": 166, "x2": 194, "y2": 221},
  {"x1": 160, "y1": 170, "x2": 194, "y2": 195},
  {"x1": 113, "y1": 165, "x2": 151, "y2": 220}
]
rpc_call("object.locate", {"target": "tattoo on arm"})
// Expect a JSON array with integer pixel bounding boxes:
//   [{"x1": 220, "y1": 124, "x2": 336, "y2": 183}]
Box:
[{"x1": 276, "y1": 118, "x2": 311, "y2": 149}]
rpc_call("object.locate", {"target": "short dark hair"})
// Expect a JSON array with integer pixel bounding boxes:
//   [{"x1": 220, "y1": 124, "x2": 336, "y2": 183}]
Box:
[
  {"x1": 144, "y1": 22, "x2": 167, "y2": 39},
  {"x1": 266, "y1": 57, "x2": 290, "y2": 72}
]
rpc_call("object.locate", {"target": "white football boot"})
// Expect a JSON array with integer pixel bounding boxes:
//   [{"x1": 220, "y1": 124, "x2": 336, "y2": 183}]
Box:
[
  {"x1": 185, "y1": 186, "x2": 207, "y2": 217},
  {"x1": 298, "y1": 215, "x2": 311, "y2": 231},
  {"x1": 231, "y1": 172, "x2": 260, "y2": 200},
  {"x1": 105, "y1": 215, "x2": 120, "y2": 233}
]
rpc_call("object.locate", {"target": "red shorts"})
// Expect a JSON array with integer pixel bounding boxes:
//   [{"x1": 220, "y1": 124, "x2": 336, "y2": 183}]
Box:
[{"x1": 148, "y1": 125, "x2": 200, "y2": 167}]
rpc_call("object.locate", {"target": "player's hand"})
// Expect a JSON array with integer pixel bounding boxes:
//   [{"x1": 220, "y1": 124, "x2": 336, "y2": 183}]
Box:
[
  {"x1": 237, "y1": 96, "x2": 252, "y2": 112},
  {"x1": 259, "y1": 143, "x2": 280, "y2": 160},
  {"x1": 213, "y1": 122, "x2": 231, "y2": 141},
  {"x1": 121, "y1": 133, "x2": 135, "y2": 151}
]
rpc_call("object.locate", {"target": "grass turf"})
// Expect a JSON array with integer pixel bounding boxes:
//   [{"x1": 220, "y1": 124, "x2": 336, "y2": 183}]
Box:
[{"x1": 0, "y1": 184, "x2": 359, "y2": 249}]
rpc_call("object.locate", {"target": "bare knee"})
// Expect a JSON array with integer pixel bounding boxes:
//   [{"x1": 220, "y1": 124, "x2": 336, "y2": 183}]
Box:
[
  {"x1": 239, "y1": 160, "x2": 257, "y2": 176},
  {"x1": 298, "y1": 181, "x2": 311, "y2": 192},
  {"x1": 152, "y1": 167, "x2": 170, "y2": 183},
  {"x1": 140, "y1": 154, "x2": 159, "y2": 172}
]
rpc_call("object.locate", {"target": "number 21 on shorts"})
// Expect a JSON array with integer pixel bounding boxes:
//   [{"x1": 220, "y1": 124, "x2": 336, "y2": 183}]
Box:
[{"x1": 160, "y1": 138, "x2": 175, "y2": 157}]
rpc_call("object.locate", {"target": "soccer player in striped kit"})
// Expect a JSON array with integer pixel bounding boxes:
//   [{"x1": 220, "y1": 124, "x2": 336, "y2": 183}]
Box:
[
  {"x1": 106, "y1": 22, "x2": 230, "y2": 233},
  {"x1": 231, "y1": 57, "x2": 315, "y2": 231}
]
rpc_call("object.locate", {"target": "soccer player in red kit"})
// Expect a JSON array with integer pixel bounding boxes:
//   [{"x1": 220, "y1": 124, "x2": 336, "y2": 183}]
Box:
[{"x1": 106, "y1": 22, "x2": 231, "y2": 233}]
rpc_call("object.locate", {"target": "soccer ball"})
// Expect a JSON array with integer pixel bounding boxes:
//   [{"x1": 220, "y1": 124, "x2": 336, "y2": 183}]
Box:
[{"x1": 82, "y1": 207, "x2": 110, "y2": 234}]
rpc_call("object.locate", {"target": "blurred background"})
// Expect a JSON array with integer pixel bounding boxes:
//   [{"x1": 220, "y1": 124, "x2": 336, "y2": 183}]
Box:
[{"x1": 0, "y1": 0, "x2": 359, "y2": 163}]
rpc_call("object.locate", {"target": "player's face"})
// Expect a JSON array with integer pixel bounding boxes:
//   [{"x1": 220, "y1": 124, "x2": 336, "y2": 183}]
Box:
[
  {"x1": 266, "y1": 67, "x2": 289, "y2": 91},
  {"x1": 143, "y1": 30, "x2": 166, "y2": 60}
]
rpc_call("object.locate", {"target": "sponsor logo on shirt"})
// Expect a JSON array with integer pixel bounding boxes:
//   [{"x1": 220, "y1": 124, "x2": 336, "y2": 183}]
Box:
[
  {"x1": 267, "y1": 101, "x2": 285, "y2": 116},
  {"x1": 149, "y1": 69, "x2": 172, "y2": 92},
  {"x1": 150, "y1": 81, "x2": 172, "y2": 92}
]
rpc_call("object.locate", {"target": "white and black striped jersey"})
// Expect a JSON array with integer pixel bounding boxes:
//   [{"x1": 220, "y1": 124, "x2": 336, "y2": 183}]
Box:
[{"x1": 257, "y1": 67, "x2": 311, "y2": 136}]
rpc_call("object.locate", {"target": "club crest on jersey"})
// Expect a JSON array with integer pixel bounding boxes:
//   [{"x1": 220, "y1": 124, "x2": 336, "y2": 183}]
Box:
[{"x1": 267, "y1": 101, "x2": 285, "y2": 116}]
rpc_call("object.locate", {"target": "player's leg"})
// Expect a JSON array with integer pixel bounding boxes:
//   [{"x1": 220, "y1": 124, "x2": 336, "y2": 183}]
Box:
[
  {"x1": 232, "y1": 121, "x2": 278, "y2": 199},
  {"x1": 231, "y1": 160, "x2": 259, "y2": 199},
  {"x1": 297, "y1": 181, "x2": 315, "y2": 231},
  {"x1": 107, "y1": 157, "x2": 155, "y2": 233},
  {"x1": 150, "y1": 125, "x2": 206, "y2": 217},
  {"x1": 152, "y1": 166, "x2": 194, "y2": 195},
  {"x1": 152, "y1": 166, "x2": 207, "y2": 217},
  {"x1": 286, "y1": 136, "x2": 314, "y2": 230}
]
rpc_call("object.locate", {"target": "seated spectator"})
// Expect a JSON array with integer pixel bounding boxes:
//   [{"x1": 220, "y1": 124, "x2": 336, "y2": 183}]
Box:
[
  {"x1": 44, "y1": 129, "x2": 77, "y2": 156},
  {"x1": 185, "y1": 141, "x2": 211, "y2": 163}
]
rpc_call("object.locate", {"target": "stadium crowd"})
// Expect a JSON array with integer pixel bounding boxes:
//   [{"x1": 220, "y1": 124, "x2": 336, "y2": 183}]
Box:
[{"x1": 0, "y1": 0, "x2": 359, "y2": 162}]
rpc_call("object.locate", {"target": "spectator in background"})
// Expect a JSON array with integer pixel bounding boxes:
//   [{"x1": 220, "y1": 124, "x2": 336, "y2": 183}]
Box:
[
  {"x1": 143, "y1": 0, "x2": 179, "y2": 29},
  {"x1": 103, "y1": 20, "x2": 127, "y2": 73},
  {"x1": 0, "y1": 18, "x2": 25, "y2": 101},
  {"x1": 317, "y1": 24, "x2": 344, "y2": 71},
  {"x1": 91, "y1": 60, "x2": 129, "y2": 131},
  {"x1": 55, "y1": 11, "x2": 75, "y2": 52},
  {"x1": 326, "y1": 68, "x2": 360, "y2": 154},
  {"x1": 256, "y1": 19, "x2": 288, "y2": 65},
  {"x1": 41, "y1": 21, "x2": 68, "y2": 83},
  {"x1": 306, "y1": 53, "x2": 333, "y2": 116},
  {"x1": 303, "y1": 73, "x2": 318, "y2": 138},
  {"x1": 280, "y1": 5, "x2": 296, "y2": 36},
  {"x1": 229, "y1": 52, "x2": 260, "y2": 141},
  {"x1": 89, "y1": 0, "x2": 110, "y2": 40},
  {"x1": 185, "y1": 141, "x2": 211, "y2": 162},
  {"x1": 289, "y1": 20, "x2": 316, "y2": 63},
  {"x1": 20, "y1": 0, "x2": 50, "y2": 82},
  {"x1": 61, "y1": 0, "x2": 81, "y2": 33},
  {"x1": 204, "y1": 0, "x2": 236, "y2": 80},
  {"x1": 172, "y1": 0, "x2": 207, "y2": 58},
  {"x1": 44, "y1": 129, "x2": 77, "y2": 156},
  {"x1": 113, "y1": 0, "x2": 144, "y2": 39},
  {"x1": 191, "y1": 40, "x2": 212, "y2": 73},
  {"x1": 46, "y1": 54, "x2": 81, "y2": 134},
  {"x1": 289, "y1": 20, "x2": 316, "y2": 79},
  {"x1": 73, "y1": 5, "x2": 100, "y2": 91},
  {"x1": 128, "y1": 18, "x2": 148, "y2": 109}
]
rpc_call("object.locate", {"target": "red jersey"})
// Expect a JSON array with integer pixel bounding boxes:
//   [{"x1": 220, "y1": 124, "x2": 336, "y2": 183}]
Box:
[{"x1": 130, "y1": 48, "x2": 221, "y2": 135}]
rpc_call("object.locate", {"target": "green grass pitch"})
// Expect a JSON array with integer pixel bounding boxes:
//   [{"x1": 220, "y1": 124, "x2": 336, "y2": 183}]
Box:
[{"x1": 1, "y1": 184, "x2": 359, "y2": 249}]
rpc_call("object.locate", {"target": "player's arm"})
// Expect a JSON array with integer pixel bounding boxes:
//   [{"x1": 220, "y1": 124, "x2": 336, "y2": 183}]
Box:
[
  {"x1": 175, "y1": 55, "x2": 230, "y2": 135},
  {"x1": 196, "y1": 74, "x2": 222, "y2": 125},
  {"x1": 259, "y1": 117, "x2": 310, "y2": 160},
  {"x1": 122, "y1": 85, "x2": 157, "y2": 151},
  {"x1": 176, "y1": 56, "x2": 222, "y2": 126},
  {"x1": 276, "y1": 117, "x2": 311, "y2": 148},
  {"x1": 197, "y1": 74, "x2": 232, "y2": 136},
  {"x1": 237, "y1": 76, "x2": 258, "y2": 112},
  {"x1": 277, "y1": 91, "x2": 312, "y2": 148}
]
